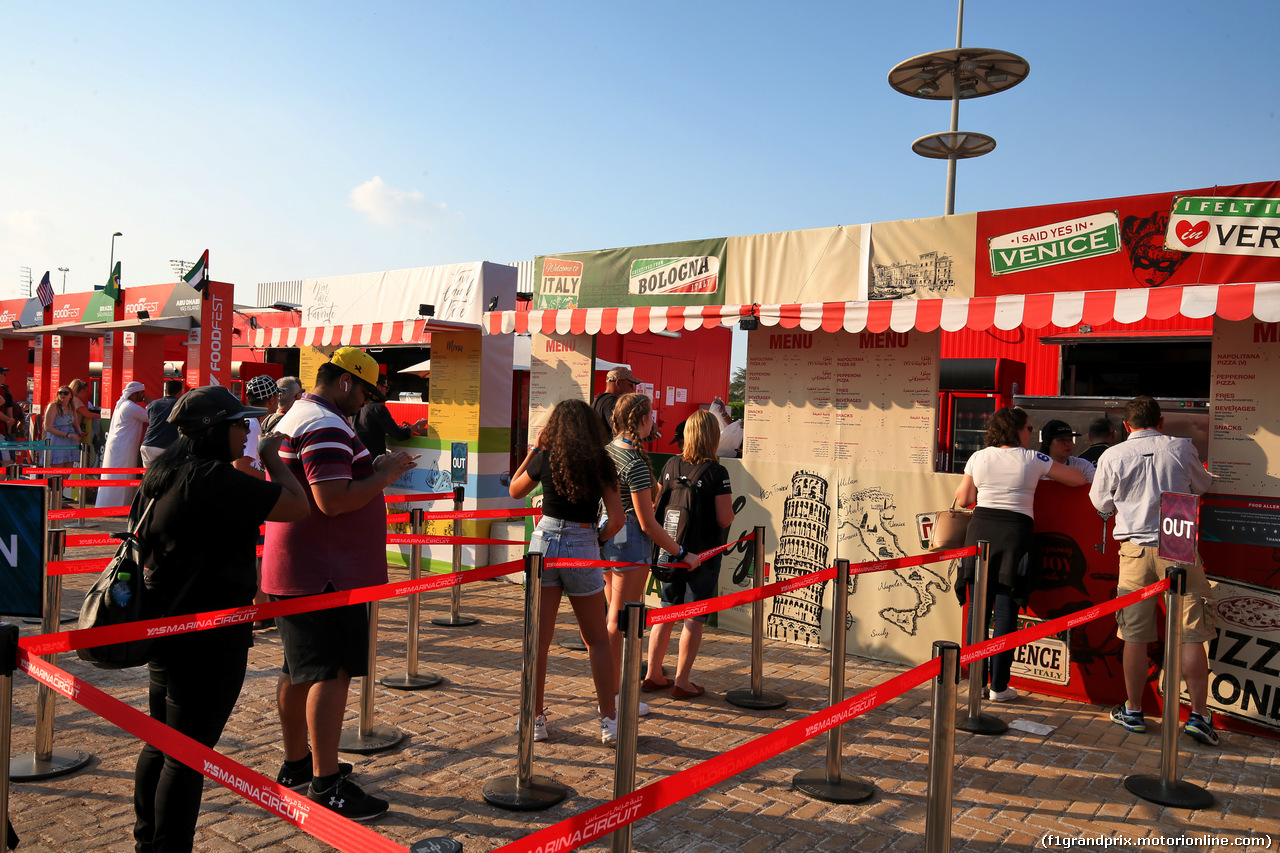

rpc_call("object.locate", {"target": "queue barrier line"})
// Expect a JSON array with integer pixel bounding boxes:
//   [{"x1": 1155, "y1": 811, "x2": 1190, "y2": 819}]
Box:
[
  {"x1": 16, "y1": 649, "x2": 408, "y2": 853},
  {"x1": 0, "y1": 479, "x2": 49, "y2": 486},
  {"x1": 19, "y1": 559, "x2": 523, "y2": 657},
  {"x1": 545, "y1": 533, "x2": 758, "y2": 573},
  {"x1": 419, "y1": 507, "x2": 543, "y2": 522},
  {"x1": 64, "y1": 534, "x2": 118, "y2": 549},
  {"x1": 646, "y1": 545, "x2": 975, "y2": 627},
  {"x1": 48, "y1": 506, "x2": 130, "y2": 520},
  {"x1": 386, "y1": 535, "x2": 530, "y2": 546},
  {"x1": 384, "y1": 492, "x2": 456, "y2": 503},
  {"x1": 23, "y1": 467, "x2": 145, "y2": 475},
  {"x1": 47, "y1": 558, "x2": 111, "y2": 577}
]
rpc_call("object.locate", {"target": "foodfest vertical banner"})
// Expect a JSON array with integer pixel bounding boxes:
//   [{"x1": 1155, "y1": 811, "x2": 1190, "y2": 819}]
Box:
[{"x1": 186, "y1": 282, "x2": 233, "y2": 390}]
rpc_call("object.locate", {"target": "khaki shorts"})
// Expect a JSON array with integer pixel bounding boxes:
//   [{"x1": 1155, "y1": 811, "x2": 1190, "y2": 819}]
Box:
[{"x1": 1114, "y1": 540, "x2": 1216, "y2": 644}]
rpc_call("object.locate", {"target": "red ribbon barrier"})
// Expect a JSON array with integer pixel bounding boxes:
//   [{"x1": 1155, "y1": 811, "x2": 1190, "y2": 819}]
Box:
[
  {"x1": 385, "y1": 534, "x2": 530, "y2": 546},
  {"x1": 65, "y1": 534, "x2": 120, "y2": 548},
  {"x1": 0, "y1": 479, "x2": 49, "y2": 486},
  {"x1": 419, "y1": 507, "x2": 543, "y2": 521},
  {"x1": 62, "y1": 478, "x2": 141, "y2": 487},
  {"x1": 384, "y1": 492, "x2": 456, "y2": 503},
  {"x1": 20, "y1": 560, "x2": 524, "y2": 657},
  {"x1": 546, "y1": 532, "x2": 757, "y2": 572},
  {"x1": 48, "y1": 506, "x2": 130, "y2": 520},
  {"x1": 17, "y1": 651, "x2": 408, "y2": 853},
  {"x1": 25, "y1": 467, "x2": 145, "y2": 475},
  {"x1": 47, "y1": 558, "x2": 111, "y2": 576}
]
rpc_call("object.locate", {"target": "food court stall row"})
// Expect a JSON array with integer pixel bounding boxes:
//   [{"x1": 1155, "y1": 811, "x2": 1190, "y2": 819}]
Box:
[{"x1": 483, "y1": 179, "x2": 1280, "y2": 739}]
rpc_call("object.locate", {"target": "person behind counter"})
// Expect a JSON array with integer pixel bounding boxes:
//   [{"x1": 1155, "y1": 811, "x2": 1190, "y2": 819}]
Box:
[
  {"x1": 1039, "y1": 419, "x2": 1096, "y2": 483},
  {"x1": 1090, "y1": 395, "x2": 1219, "y2": 746},
  {"x1": 353, "y1": 373, "x2": 427, "y2": 457},
  {"x1": 953, "y1": 406, "x2": 1087, "y2": 702},
  {"x1": 1078, "y1": 417, "x2": 1118, "y2": 465}
]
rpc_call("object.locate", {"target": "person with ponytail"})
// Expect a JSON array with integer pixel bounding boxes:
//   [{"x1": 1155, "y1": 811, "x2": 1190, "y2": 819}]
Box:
[{"x1": 604, "y1": 393, "x2": 701, "y2": 705}]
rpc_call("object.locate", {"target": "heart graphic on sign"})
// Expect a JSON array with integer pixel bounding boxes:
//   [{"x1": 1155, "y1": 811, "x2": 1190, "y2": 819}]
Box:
[{"x1": 1175, "y1": 219, "x2": 1210, "y2": 246}]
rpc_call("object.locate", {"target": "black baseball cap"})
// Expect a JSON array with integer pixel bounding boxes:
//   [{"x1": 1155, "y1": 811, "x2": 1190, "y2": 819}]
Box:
[
  {"x1": 1041, "y1": 419, "x2": 1081, "y2": 442},
  {"x1": 169, "y1": 386, "x2": 268, "y2": 430}
]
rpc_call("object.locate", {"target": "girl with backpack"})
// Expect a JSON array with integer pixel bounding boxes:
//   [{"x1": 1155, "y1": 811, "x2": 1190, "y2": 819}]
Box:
[
  {"x1": 642, "y1": 410, "x2": 734, "y2": 699},
  {"x1": 603, "y1": 394, "x2": 702, "y2": 711}
]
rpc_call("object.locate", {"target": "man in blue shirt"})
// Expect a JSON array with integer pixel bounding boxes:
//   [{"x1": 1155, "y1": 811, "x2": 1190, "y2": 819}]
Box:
[{"x1": 139, "y1": 380, "x2": 184, "y2": 466}]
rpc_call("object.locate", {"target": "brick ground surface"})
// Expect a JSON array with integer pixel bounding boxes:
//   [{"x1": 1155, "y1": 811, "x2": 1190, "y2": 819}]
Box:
[{"x1": 6, "y1": 519, "x2": 1278, "y2": 852}]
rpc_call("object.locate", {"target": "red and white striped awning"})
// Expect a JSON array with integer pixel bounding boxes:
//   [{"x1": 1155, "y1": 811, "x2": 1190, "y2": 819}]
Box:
[
  {"x1": 246, "y1": 317, "x2": 478, "y2": 349},
  {"x1": 482, "y1": 282, "x2": 1280, "y2": 335}
]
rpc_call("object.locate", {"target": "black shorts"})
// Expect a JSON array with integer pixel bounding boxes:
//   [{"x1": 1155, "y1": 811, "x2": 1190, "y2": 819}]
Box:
[
  {"x1": 270, "y1": 590, "x2": 370, "y2": 684},
  {"x1": 659, "y1": 555, "x2": 723, "y2": 624}
]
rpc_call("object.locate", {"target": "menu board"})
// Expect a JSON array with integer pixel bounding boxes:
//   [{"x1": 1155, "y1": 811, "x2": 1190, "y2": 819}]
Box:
[
  {"x1": 427, "y1": 329, "x2": 482, "y2": 443},
  {"x1": 1209, "y1": 320, "x2": 1280, "y2": 497},
  {"x1": 742, "y1": 329, "x2": 937, "y2": 471},
  {"x1": 528, "y1": 332, "x2": 594, "y2": 449}
]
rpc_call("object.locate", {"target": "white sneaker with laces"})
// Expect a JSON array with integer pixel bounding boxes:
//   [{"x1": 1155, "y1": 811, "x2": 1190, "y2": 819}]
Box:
[
  {"x1": 990, "y1": 687, "x2": 1018, "y2": 702},
  {"x1": 533, "y1": 713, "x2": 548, "y2": 742},
  {"x1": 600, "y1": 715, "x2": 618, "y2": 745},
  {"x1": 602, "y1": 695, "x2": 650, "y2": 717}
]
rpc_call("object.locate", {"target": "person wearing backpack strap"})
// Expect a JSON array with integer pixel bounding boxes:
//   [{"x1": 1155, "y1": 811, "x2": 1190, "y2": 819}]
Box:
[
  {"x1": 643, "y1": 410, "x2": 734, "y2": 699},
  {"x1": 602, "y1": 394, "x2": 701, "y2": 714}
]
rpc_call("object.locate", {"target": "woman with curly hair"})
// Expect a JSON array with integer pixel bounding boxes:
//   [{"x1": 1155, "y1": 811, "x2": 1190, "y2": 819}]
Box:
[
  {"x1": 604, "y1": 394, "x2": 701, "y2": 708},
  {"x1": 510, "y1": 398, "x2": 626, "y2": 744}
]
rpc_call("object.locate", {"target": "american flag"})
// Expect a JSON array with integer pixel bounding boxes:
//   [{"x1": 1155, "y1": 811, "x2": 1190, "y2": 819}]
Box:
[{"x1": 36, "y1": 271, "x2": 54, "y2": 308}]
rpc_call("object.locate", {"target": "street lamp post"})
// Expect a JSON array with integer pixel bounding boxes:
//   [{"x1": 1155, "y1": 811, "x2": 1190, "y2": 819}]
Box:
[
  {"x1": 109, "y1": 232, "x2": 122, "y2": 277},
  {"x1": 57, "y1": 267, "x2": 69, "y2": 294}
]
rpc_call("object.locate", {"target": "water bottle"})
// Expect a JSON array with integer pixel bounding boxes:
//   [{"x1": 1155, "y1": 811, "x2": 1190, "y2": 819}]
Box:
[{"x1": 110, "y1": 572, "x2": 133, "y2": 609}]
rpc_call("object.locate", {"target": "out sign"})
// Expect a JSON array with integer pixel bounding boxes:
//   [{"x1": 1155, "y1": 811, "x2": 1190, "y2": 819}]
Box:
[{"x1": 1157, "y1": 492, "x2": 1200, "y2": 565}]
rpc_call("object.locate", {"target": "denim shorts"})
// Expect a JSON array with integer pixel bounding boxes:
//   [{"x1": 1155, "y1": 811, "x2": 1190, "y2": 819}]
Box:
[
  {"x1": 531, "y1": 516, "x2": 605, "y2": 597},
  {"x1": 600, "y1": 513, "x2": 652, "y2": 571}
]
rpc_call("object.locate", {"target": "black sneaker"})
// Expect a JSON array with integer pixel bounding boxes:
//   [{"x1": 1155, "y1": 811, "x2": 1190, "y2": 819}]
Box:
[
  {"x1": 276, "y1": 760, "x2": 354, "y2": 792},
  {"x1": 306, "y1": 776, "x2": 388, "y2": 822}
]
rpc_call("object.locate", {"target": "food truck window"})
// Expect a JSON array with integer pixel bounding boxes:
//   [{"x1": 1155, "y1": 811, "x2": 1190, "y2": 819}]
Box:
[{"x1": 1061, "y1": 341, "x2": 1211, "y2": 398}]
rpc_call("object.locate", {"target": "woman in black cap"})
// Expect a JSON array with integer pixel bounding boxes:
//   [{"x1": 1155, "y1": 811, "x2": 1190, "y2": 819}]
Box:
[{"x1": 131, "y1": 386, "x2": 309, "y2": 852}]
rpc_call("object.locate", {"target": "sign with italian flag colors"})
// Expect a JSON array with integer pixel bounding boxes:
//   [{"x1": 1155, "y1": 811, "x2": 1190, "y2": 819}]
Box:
[
  {"x1": 628, "y1": 256, "x2": 720, "y2": 295},
  {"x1": 988, "y1": 212, "x2": 1121, "y2": 275},
  {"x1": 1165, "y1": 195, "x2": 1280, "y2": 257},
  {"x1": 539, "y1": 257, "x2": 583, "y2": 309}
]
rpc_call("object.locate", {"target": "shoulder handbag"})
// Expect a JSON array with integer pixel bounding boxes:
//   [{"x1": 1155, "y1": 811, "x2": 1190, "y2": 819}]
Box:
[
  {"x1": 928, "y1": 500, "x2": 974, "y2": 552},
  {"x1": 76, "y1": 496, "x2": 202, "y2": 669}
]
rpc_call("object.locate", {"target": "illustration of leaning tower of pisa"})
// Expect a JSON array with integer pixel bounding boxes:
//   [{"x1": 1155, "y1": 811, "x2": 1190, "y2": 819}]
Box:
[{"x1": 766, "y1": 471, "x2": 831, "y2": 647}]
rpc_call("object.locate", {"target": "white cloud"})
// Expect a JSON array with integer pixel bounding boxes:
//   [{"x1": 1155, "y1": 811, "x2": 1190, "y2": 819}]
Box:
[{"x1": 348, "y1": 176, "x2": 449, "y2": 227}]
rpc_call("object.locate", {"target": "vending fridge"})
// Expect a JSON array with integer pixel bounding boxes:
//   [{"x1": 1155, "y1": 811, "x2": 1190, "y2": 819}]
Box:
[{"x1": 936, "y1": 358, "x2": 1027, "y2": 474}]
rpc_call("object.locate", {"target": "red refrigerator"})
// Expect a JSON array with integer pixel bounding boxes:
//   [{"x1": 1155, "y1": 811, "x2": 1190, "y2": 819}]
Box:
[{"x1": 936, "y1": 358, "x2": 1027, "y2": 474}]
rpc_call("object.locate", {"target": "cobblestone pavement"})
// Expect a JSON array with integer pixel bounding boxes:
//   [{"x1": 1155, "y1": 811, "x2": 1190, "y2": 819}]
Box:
[{"x1": 6, "y1": 522, "x2": 1278, "y2": 851}]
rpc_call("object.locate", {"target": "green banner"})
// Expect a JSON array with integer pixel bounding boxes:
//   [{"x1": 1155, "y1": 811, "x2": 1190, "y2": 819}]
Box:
[{"x1": 534, "y1": 237, "x2": 728, "y2": 309}]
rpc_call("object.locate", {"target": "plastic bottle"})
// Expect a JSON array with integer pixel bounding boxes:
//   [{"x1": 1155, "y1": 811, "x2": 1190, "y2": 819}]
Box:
[{"x1": 110, "y1": 572, "x2": 133, "y2": 609}]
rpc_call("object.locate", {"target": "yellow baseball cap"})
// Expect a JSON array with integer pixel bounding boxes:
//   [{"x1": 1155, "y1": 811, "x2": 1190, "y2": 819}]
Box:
[{"x1": 329, "y1": 346, "x2": 385, "y2": 402}]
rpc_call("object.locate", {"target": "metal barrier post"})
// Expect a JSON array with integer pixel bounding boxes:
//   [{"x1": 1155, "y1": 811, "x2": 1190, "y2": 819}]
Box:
[
  {"x1": 338, "y1": 601, "x2": 404, "y2": 754},
  {"x1": 10, "y1": 526, "x2": 90, "y2": 781},
  {"x1": 610, "y1": 601, "x2": 644, "y2": 853},
  {"x1": 956, "y1": 539, "x2": 1006, "y2": 735},
  {"x1": 925, "y1": 640, "x2": 961, "y2": 853},
  {"x1": 384, "y1": 507, "x2": 443, "y2": 690},
  {"x1": 1, "y1": 623, "x2": 19, "y2": 849},
  {"x1": 483, "y1": 552, "x2": 568, "y2": 810},
  {"x1": 793, "y1": 559, "x2": 875, "y2": 803},
  {"x1": 433, "y1": 486, "x2": 478, "y2": 627},
  {"x1": 727, "y1": 525, "x2": 787, "y2": 709},
  {"x1": 1124, "y1": 567, "x2": 1213, "y2": 808}
]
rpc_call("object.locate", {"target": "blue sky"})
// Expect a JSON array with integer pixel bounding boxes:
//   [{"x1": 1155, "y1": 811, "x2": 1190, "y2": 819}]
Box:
[{"x1": 2, "y1": 1, "x2": 1277, "y2": 304}]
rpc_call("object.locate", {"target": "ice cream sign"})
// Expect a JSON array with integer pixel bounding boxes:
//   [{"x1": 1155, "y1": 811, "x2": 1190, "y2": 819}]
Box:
[
  {"x1": 628, "y1": 256, "x2": 720, "y2": 295},
  {"x1": 1165, "y1": 196, "x2": 1280, "y2": 257},
  {"x1": 989, "y1": 212, "x2": 1121, "y2": 275}
]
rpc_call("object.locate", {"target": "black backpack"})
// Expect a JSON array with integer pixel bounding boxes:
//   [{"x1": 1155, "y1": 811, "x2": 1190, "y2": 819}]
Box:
[{"x1": 651, "y1": 458, "x2": 715, "y2": 581}]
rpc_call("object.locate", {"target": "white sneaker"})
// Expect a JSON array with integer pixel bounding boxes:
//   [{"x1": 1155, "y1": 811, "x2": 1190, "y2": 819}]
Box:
[
  {"x1": 518, "y1": 713, "x2": 549, "y2": 742},
  {"x1": 600, "y1": 715, "x2": 617, "y2": 745},
  {"x1": 990, "y1": 687, "x2": 1018, "y2": 702},
  {"x1": 602, "y1": 695, "x2": 650, "y2": 717}
]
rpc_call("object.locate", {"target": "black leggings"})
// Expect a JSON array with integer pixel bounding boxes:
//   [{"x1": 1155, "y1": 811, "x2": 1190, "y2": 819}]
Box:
[{"x1": 133, "y1": 645, "x2": 248, "y2": 853}]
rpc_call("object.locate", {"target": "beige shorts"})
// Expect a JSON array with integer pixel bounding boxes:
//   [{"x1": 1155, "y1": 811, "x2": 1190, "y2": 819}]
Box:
[{"x1": 1114, "y1": 540, "x2": 1216, "y2": 644}]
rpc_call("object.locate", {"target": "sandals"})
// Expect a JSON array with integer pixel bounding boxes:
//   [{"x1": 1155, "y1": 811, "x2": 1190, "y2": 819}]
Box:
[
  {"x1": 671, "y1": 682, "x2": 705, "y2": 699},
  {"x1": 641, "y1": 677, "x2": 672, "y2": 692}
]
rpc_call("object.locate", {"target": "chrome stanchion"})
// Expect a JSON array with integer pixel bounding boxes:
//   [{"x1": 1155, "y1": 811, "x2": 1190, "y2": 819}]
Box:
[
  {"x1": 10, "y1": 526, "x2": 91, "y2": 781},
  {"x1": 727, "y1": 526, "x2": 788, "y2": 709},
  {"x1": 793, "y1": 559, "x2": 875, "y2": 803},
  {"x1": 611, "y1": 601, "x2": 644, "y2": 853},
  {"x1": 1, "y1": 623, "x2": 19, "y2": 848},
  {"x1": 384, "y1": 508, "x2": 444, "y2": 690},
  {"x1": 483, "y1": 552, "x2": 568, "y2": 810},
  {"x1": 338, "y1": 601, "x2": 404, "y2": 753},
  {"x1": 925, "y1": 640, "x2": 961, "y2": 853},
  {"x1": 433, "y1": 486, "x2": 478, "y2": 627},
  {"x1": 1125, "y1": 567, "x2": 1213, "y2": 808},
  {"x1": 956, "y1": 540, "x2": 1006, "y2": 736}
]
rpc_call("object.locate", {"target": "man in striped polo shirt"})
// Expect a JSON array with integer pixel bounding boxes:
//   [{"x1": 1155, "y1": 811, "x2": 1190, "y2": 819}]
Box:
[{"x1": 261, "y1": 347, "x2": 417, "y2": 820}]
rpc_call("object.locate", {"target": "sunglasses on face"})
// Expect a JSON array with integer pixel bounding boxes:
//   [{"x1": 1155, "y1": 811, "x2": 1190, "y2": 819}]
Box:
[{"x1": 57, "y1": 390, "x2": 70, "y2": 396}]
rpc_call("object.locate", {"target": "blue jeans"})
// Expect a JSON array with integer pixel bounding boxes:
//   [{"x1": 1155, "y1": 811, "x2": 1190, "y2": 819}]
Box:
[
  {"x1": 531, "y1": 517, "x2": 605, "y2": 597},
  {"x1": 966, "y1": 581, "x2": 1017, "y2": 693}
]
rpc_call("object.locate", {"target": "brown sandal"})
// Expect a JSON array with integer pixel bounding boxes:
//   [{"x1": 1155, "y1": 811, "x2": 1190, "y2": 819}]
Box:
[
  {"x1": 641, "y1": 677, "x2": 672, "y2": 692},
  {"x1": 671, "y1": 682, "x2": 705, "y2": 699}
]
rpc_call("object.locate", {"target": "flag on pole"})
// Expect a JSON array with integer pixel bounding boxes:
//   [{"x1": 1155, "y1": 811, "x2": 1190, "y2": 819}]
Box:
[
  {"x1": 103, "y1": 261, "x2": 122, "y2": 303},
  {"x1": 36, "y1": 271, "x2": 54, "y2": 308},
  {"x1": 183, "y1": 250, "x2": 209, "y2": 292}
]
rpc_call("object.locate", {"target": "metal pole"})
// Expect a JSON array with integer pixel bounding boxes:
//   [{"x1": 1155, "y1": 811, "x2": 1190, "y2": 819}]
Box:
[
  {"x1": 944, "y1": 0, "x2": 964, "y2": 217},
  {"x1": 726, "y1": 526, "x2": 787, "y2": 710},
  {"x1": 1124, "y1": 567, "x2": 1213, "y2": 808},
  {"x1": 1, "y1": 622, "x2": 19, "y2": 848},
  {"x1": 925, "y1": 640, "x2": 961, "y2": 853},
  {"x1": 383, "y1": 508, "x2": 443, "y2": 690},
  {"x1": 957, "y1": 539, "x2": 1006, "y2": 735},
  {"x1": 337, "y1": 602, "x2": 403, "y2": 754},
  {"x1": 793, "y1": 559, "x2": 875, "y2": 803},
  {"x1": 433, "y1": 486, "x2": 477, "y2": 627},
  {"x1": 611, "y1": 601, "x2": 644, "y2": 853},
  {"x1": 482, "y1": 552, "x2": 568, "y2": 810}
]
